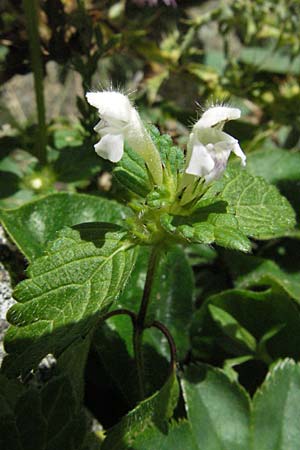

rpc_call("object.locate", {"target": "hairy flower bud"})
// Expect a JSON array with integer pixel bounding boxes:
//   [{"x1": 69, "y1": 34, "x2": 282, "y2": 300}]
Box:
[{"x1": 86, "y1": 91, "x2": 163, "y2": 185}]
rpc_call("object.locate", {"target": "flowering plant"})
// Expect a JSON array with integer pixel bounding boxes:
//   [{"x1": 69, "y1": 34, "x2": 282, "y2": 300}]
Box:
[{"x1": 0, "y1": 90, "x2": 297, "y2": 448}]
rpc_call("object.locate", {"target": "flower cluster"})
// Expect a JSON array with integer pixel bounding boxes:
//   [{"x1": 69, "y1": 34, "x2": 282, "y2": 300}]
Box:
[{"x1": 86, "y1": 90, "x2": 246, "y2": 190}]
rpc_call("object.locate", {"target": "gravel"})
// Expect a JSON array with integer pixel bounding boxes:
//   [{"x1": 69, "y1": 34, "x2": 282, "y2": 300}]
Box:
[{"x1": 0, "y1": 227, "x2": 15, "y2": 364}]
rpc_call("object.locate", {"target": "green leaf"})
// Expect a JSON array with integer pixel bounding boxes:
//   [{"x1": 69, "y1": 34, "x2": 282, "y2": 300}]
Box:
[
  {"x1": 0, "y1": 375, "x2": 25, "y2": 418},
  {"x1": 2, "y1": 223, "x2": 137, "y2": 376},
  {"x1": 213, "y1": 224, "x2": 252, "y2": 252},
  {"x1": 208, "y1": 304, "x2": 256, "y2": 352},
  {"x1": 113, "y1": 145, "x2": 153, "y2": 197},
  {"x1": 0, "y1": 192, "x2": 129, "y2": 261},
  {"x1": 0, "y1": 171, "x2": 20, "y2": 199},
  {"x1": 117, "y1": 246, "x2": 194, "y2": 361},
  {"x1": 0, "y1": 374, "x2": 87, "y2": 450},
  {"x1": 102, "y1": 371, "x2": 179, "y2": 450},
  {"x1": 90, "y1": 318, "x2": 139, "y2": 411},
  {"x1": 53, "y1": 145, "x2": 102, "y2": 184},
  {"x1": 191, "y1": 288, "x2": 300, "y2": 362},
  {"x1": 126, "y1": 420, "x2": 197, "y2": 450},
  {"x1": 234, "y1": 255, "x2": 300, "y2": 303},
  {"x1": 174, "y1": 203, "x2": 252, "y2": 252},
  {"x1": 181, "y1": 364, "x2": 251, "y2": 450},
  {"x1": 108, "y1": 360, "x2": 300, "y2": 449},
  {"x1": 56, "y1": 334, "x2": 92, "y2": 403},
  {"x1": 90, "y1": 246, "x2": 193, "y2": 409},
  {"x1": 252, "y1": 359, "x2": 300, "y2": 450},
  {"x1": 214, "y1": 168, "x2": 296, "y2": 239},
  {"x1": 246, "y1": 148, "x2": 300, "y2": 184},
  {"x1": 239, "y1": 47, "x2": 300, "y2": 75}
]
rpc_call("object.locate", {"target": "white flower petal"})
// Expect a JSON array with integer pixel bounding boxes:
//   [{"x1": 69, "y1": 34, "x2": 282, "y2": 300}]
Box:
[
  {"x1": 87, "y1": 90, "x2": 163, "y2": 184},
  {"x1": 185, "y1": 143, "x2": 215, "y2": 177},
  {"x1": 195, "y1": 106, "x2": 241, "y2": 129},
  {"x1": 232, "y1": 141, "x2": 247, "y2": 166},
  {"x1": 185, "y1": 106, "x2": 246, "y2": 183},
  {"x1": 94, "y1": 134, "x2": 124, "y2": 162},
  {"x1": 86, "y1": 91, "x2": 132, "y2": 123},
  {"x1": 205, "y1": 145, "x2": 231, "y2": 182}
]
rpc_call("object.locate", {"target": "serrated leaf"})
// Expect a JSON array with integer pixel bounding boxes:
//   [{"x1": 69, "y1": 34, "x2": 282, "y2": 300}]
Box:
[
  {"x1": 0, "y1": 192, "x2": 129, "y2": 261},
  {"x1": 252, "y1": 359, "x2": 300, "y2": 450},
  {"x1": 215, "y1": 168, "x2": 296, "y2": 239},
  {"x1": 0, "y1": 374, "x2": 87, "y2": 450},
  {"x1": 174, "y1": 205, "x2": 252, "y2": 252},
  {"x1": 113, "y1": 145, "x2": 153, "y2": 197},
  {"x1": 181, "y1": 364, "x2": 251, "y2": 450},
  {"x1": 2, "y1": 223, "x2": 137, "y2": 376},
  {"x1": 213, "y1": 225, "x2": 252, "y2": 252},
  {"x1": 102, "y1": 371, "x2": 179, "y2": 450}
]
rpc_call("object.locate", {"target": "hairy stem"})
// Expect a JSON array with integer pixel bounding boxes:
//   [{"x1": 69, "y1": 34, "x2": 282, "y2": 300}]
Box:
[
  {"x1": 134, "y1": 246, "x2": 161, "y2": 399},
  {"x1": 23, "y1": 0, "x2": 47, "y2": 165}
]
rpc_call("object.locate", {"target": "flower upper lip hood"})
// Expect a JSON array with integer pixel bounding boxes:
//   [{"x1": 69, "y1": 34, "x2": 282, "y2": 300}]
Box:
[
  {"x1": 86, "y1": 90, "x2": 163, "y2": 185},
  {"x1": 185, "y1": 105, "x2": 246, "y2": 183},
  {"x1": 194, "y1": 106, "x2": 241, "y2": 129}
]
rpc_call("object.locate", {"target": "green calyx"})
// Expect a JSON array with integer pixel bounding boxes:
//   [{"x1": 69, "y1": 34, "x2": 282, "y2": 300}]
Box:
[{"x1": 125, "y1": 159, "x2": 206, "y2": 246}]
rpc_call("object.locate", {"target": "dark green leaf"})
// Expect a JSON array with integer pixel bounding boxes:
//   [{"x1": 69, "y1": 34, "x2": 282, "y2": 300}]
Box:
[
  {"x1": 117, "y1": 246, "x2": 194, "y2": 361},
  {"x1": 208, "y1": 304, "x2": 256, "y2": 352},
  {"x1": 0, "y1": 192, "x2": 130, "y2": 260},
  {"x1": 102, "y1": 371, "x2": 179, "y2": 450},
  {"x1": 53, "y1": 145, "x2": 102, "y2": 183},
  {"x1": 0, "y1": 374, "x2": 87, "y2": 450},
  {"x1": 91, "y1": 318, "x2": 139, "y2": 410},
  {"x1": 2, "y1": 224, "x2": 137, "y2": 376},
  {"x1": 234, "y1": 255, "x2": 300, "y2": 302},
  {"x1": 0, "y1": 171, "x2": 20, "y2": 199},
  {"x1": 191, "y1": 288, "x2": 300, "y2": 362}
]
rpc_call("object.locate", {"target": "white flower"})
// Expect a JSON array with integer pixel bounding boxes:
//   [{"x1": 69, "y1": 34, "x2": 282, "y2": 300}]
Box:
[
  {"x1": 86, "y1": 91, "x2": 162, "y2": 185},
  {"x1": 185, "y1": 106, "x2": 246, "y2": 183}
]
